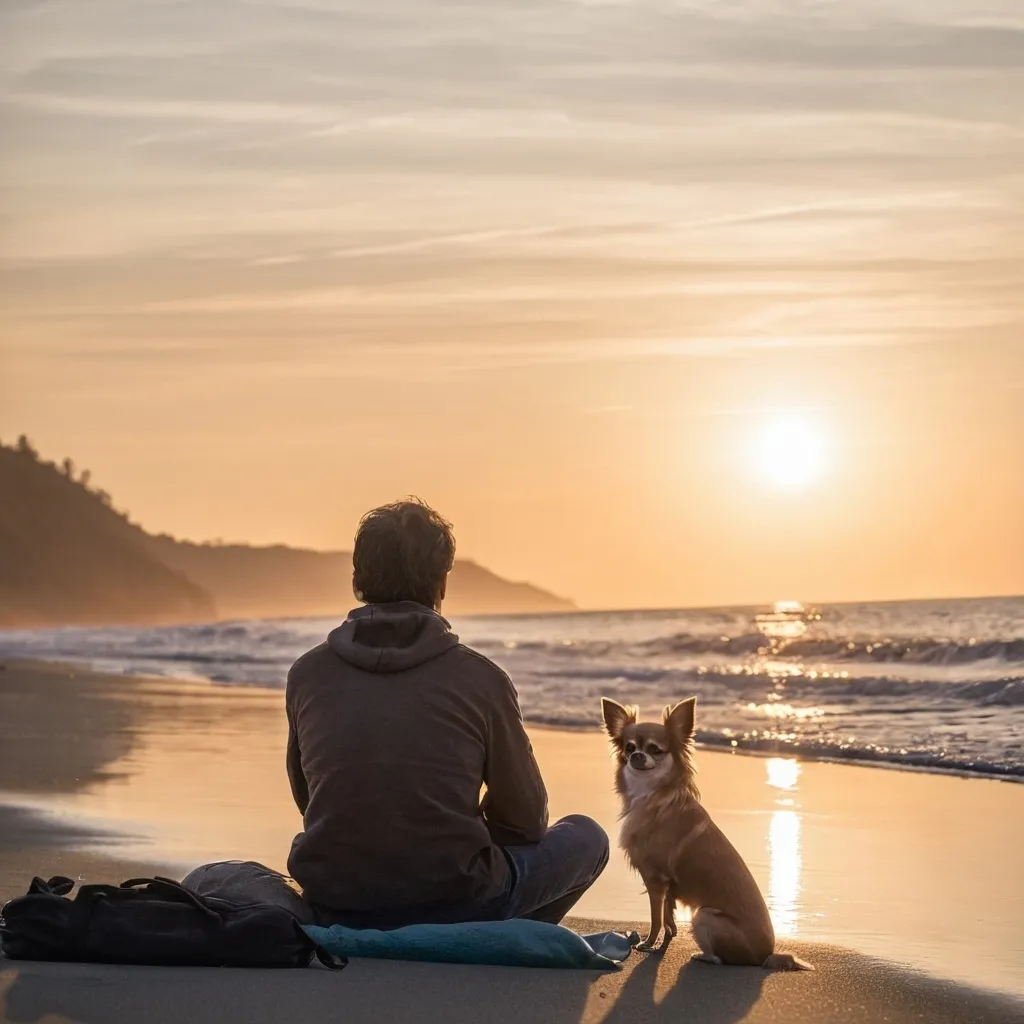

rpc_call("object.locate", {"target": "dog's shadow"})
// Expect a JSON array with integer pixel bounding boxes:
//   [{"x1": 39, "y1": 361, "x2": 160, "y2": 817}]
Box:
[{"x1": 599, "y1": 950, "x2": 767, "y2": 1024}]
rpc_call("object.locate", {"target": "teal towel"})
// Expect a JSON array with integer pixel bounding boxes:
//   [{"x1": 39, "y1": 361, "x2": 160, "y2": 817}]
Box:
[{"x1": 302, "y1": 920, "x2": 638, "y2": 970}]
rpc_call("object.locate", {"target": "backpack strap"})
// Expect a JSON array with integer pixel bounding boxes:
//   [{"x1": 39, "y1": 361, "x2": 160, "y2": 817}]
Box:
[
  {"x1": 27, "y1": 876, "x2": 75, "y2": 897},
  {"x1": 119, "y1": 878, "x2": 219, "y2": 918}
]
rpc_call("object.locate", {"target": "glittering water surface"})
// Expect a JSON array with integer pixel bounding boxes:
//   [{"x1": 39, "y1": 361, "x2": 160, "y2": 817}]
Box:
[{"x1": 2, "y1": 595, "x2": 1022, "y2": 778}]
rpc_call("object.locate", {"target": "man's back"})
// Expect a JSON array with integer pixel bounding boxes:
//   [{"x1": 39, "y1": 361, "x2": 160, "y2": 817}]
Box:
[
  {"x1": 286, "y1": 602, "x2": 548, "y2": 925},
  {"x1": 183, "y1": 501, "x2": 605, "y2": 931}
]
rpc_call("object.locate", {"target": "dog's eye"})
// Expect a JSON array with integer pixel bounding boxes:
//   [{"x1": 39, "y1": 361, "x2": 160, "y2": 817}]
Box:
[
  {"x1": 647, "y1": 746, "x2": 663, "y2": 756},
  {"x1": 624, "y1": 741, "x2": 637, "y2": 754}
]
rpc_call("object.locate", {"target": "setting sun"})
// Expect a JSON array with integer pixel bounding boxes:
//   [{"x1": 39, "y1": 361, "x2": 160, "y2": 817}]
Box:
[{"x1": 752, "y1": 413, "x2": 829, "y2": 492}]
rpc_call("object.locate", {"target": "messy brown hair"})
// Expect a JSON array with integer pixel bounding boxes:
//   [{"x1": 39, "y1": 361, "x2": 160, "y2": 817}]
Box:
[{"x1": 352, "y1": 498, "x2": 455, "y2": 609}]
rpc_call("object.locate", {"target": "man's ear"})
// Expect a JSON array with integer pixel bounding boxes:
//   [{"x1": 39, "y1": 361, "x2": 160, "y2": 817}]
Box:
[
  {"x1": 663, "y1": 697, "x2": 696, "y2": 742},
  {"x1": 601, "y1": 698, "x2": 638, "y2": 741}
]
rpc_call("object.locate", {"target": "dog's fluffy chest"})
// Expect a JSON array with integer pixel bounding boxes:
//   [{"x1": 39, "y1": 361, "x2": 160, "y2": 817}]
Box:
[
  {"x1": 617, "y1": 769, "x2": 704, "y2": 880},
  {"x1": 619, "y1": 764, "x2": 669, "y2": 838}
]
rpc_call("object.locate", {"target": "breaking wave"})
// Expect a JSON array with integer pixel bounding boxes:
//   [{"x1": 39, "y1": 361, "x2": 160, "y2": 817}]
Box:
[{"x1": 2, "y1": 595, "x2": 1022, "y2": 779}]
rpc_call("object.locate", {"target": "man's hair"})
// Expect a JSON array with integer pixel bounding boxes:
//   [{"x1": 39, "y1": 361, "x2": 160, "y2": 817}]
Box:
[{"x1": 352, "y1": 498, "x2": 456, "y2": 608}]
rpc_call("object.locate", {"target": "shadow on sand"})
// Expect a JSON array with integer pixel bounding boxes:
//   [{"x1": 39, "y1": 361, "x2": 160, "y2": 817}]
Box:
[
  {"x1": 599, "y1": 952, "x2": 766, "y2": 1024},
  {"x1": 0, "y1": 952, "x2": 768, "y2": 1024}
]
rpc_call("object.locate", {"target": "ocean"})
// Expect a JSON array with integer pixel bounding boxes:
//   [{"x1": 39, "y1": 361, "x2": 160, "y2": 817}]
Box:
[{"x1": 2, "y1": 596, "x2": 1021, "y2": 780}]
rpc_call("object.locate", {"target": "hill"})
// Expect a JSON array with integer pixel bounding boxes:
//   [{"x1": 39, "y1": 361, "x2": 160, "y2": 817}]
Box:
[
  {"x1": 0, "y1": 438, "x2": 574, "y2": 627},
  {"x1": 0, "y1": 441, "x2": 215, "y2": 627},
  {"x1": 148, "y1": 538, "x2": 572, "y2": 620}
]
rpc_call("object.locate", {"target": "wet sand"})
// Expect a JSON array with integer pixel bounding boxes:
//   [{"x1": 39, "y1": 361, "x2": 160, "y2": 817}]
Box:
[{"x1": 1, "y1": 661, "x2": 1022, "y2": 1022}]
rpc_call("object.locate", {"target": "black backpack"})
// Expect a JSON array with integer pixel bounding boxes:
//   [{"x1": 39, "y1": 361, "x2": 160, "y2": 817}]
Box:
[{"x1": 0, "y1": 875, "x2": 347, "y2": 970}]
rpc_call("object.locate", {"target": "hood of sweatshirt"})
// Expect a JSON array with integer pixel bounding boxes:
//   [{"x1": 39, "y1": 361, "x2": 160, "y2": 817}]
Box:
[{"x1": 327, "y1": 601, "x2": 460, "y2": 673}]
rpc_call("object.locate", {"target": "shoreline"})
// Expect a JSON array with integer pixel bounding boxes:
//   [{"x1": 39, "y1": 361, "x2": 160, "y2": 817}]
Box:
[
  {"x1": 532, "y1": 723, "x2": 1024, "y2": 784},
  {"x1": 3, "y1": 656, "x2": 1021, "y2": 784},
  {"x1": 1, "y1": 660, "x2": 1023, "y2": 1006}
]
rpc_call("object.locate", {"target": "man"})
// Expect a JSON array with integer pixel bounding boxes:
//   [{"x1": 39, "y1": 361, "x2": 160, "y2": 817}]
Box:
[{"x1": 185, "y1": 499, "x2": 607, "y2": 927}]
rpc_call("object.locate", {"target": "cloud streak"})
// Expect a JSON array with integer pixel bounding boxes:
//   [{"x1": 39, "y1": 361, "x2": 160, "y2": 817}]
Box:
[{"x1": 1, "y1": 0, "x2": 1022, "y2": 371}]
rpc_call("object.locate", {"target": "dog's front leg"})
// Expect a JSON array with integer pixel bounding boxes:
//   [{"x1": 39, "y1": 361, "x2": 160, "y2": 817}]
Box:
[
  {"x1": 635, "y1": 878, "x2": 668, "y2": 952},
  {"x1": 663, "y1": 892, "x2": 677, "y2": 942}
]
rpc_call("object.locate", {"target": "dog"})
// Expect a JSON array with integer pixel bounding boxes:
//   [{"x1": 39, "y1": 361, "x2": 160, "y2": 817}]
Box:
[{"x1": 601, "y1": 696, "x2": 812, "y2": 970}]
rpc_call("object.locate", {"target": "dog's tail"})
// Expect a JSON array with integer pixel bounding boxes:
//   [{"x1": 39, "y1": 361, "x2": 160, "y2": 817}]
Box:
[{"x1": 762, "y1": 952, "x2": 814, "y2": 971}]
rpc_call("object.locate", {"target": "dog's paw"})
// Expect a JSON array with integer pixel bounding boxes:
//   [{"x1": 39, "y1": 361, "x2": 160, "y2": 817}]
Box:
[
  {"x1": 634, "y1": 933, "x2": 663, "y2": 953},
  {"x1": 691, "y1": 952, "x2": 723, "y2": 965}
]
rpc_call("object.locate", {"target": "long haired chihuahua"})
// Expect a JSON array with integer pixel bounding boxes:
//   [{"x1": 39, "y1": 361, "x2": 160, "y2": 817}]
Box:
[{"x1": 602, "y1": 696, "x2": 812, "y2": 970}]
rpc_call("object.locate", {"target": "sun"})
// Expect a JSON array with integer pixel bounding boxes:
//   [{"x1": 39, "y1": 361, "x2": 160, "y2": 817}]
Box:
[{"x1": 751, "y1": 412, "x2": 828, "y2": 491}]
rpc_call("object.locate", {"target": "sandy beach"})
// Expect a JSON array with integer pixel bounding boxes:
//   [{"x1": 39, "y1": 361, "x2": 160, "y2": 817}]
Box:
[{"x1": 1, "y1": 661, "x2": 1022, "y2": 1023}]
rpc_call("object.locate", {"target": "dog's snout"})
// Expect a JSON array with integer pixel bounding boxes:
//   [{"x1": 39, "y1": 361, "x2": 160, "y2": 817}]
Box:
[{"x1": 629, "y1": 750, "x2": 647, "y2": 769}]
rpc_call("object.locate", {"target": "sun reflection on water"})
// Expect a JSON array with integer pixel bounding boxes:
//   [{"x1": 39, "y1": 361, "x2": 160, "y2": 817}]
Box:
[
  {"x1": 768, "y1": 810, "x2": 802, "y2": 936},
  {"x1": 766, "y1": 756, "x2": 801, "y2": 791},
  {"x1": 765, "y1": 758, "x2": 802, "y2": 935}
]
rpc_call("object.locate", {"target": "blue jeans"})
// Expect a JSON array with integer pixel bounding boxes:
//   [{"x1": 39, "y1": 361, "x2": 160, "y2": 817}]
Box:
[
  {"x1": 182, "y1": 814, "x2": 609, "y2": 928},
  {"x1": 487, "y1": 814, "x2": 610, "y2": 924}
]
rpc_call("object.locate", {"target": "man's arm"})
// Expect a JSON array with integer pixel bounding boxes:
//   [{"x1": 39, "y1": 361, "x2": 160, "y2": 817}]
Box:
[
  {"x1": 286, "y1": 701, "x2": 310, "y2": 816},
  {"x1": 481, "y1": 673, "x2": 549, "y2": 846}
]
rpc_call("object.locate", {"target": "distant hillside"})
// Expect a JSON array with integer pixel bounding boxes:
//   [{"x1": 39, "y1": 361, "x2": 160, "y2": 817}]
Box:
[
  {"x1": 0, "y1": 441, "x2": 215, "y2": 627},
  {"x1": 149, "y1": 538, "x2": 573, "y2": 620},
  {"x1": 0, "y1": 438, "x2": 574, "y2": 627}
]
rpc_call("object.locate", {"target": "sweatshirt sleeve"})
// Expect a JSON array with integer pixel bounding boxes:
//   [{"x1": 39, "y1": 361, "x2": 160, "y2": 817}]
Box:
[
  {"x1": 481, "y1": 671, "x2": 549, "y2": 846},
  {"x1": 285, "y1": 686, "x2": 310, "y2": 817}
]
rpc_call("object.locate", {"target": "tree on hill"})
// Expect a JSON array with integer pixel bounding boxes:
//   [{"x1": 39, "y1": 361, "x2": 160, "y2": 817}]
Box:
[
  {"x1": 0, "y1": 441, "x2": 216, "y2": 627},
  {"x1": 1, "y1": 436, "x2": 575, "y2": 625},
  {"x1": 16, "y1": 434, "x2": 38, "y2": 458}
]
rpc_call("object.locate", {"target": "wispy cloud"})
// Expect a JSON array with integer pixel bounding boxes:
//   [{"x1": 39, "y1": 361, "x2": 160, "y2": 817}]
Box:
[{"x1": 2, "y1": 0, "x2": 1023, "y2": 370}]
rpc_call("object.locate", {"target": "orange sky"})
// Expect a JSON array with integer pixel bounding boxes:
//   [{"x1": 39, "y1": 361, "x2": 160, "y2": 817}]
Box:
[{"x1": 2, "y1": 0, "x2": 1022, "y2": 609}]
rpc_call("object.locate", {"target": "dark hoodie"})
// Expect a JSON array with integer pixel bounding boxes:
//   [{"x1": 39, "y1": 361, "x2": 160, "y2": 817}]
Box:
[{"x1": 285, "y1": 602, "x2": 549, "y2": 925}]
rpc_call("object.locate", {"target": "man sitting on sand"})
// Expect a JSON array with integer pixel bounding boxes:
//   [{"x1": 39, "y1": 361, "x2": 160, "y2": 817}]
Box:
[{"x1": 184, "y1": 499, "x2": 608, "y2": 928}]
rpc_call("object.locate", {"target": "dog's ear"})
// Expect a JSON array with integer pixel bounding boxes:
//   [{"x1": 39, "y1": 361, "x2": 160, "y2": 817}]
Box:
[
  {"x1": 663, "y1": 697, "x2": 696, "y2": 742},
  {"x1": 601, "y1": 698, "x2": 637, "y2": 741}
]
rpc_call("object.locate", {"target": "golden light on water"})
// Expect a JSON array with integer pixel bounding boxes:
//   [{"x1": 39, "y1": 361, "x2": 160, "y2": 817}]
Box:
[
  {"x1": 768, "y1": 810, "x2": 802, "y2": 936},
  {"x1": 765, "y1": 757, "x2": 803, "y2": 935},
  {"x1": 766, "y1": 756, "x2": 801, "y2": 791}
]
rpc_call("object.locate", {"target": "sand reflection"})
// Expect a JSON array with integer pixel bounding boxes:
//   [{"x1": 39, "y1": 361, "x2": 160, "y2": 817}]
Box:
[{"x1": 765, "y1": 758, "x2": 802, "y2": 936}]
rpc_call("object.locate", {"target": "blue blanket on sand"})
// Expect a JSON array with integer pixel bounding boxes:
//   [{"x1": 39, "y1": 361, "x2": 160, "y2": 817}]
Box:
[{"x1": 302, "y1": 920, "x2": 639, "y2": 970}]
